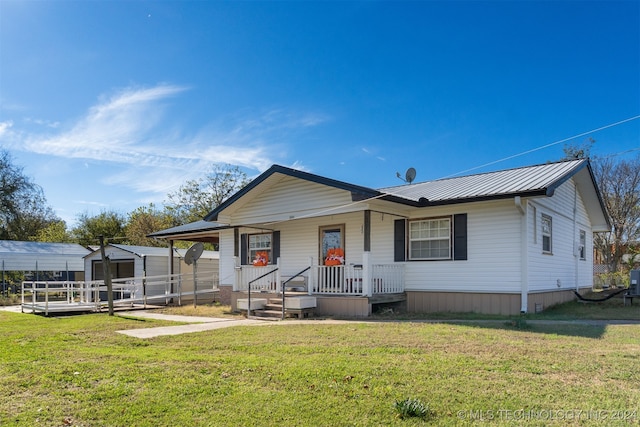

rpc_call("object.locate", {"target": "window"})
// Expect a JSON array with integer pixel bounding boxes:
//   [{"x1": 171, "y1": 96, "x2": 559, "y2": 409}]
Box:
[
  {"x1": 248, "y1": 233, "x2": 272, "y2": 265},
  {"x1": 579, "y1": 230, "x2": 586, "y2": 260},
  {"x1": 541, "y1": 214, "x2": 552, "y2": 254},
  {"x1": 409, "y1": 217, "x2": 451, "y2": 260}
]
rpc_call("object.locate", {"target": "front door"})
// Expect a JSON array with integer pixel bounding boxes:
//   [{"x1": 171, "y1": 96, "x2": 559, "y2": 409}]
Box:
[
  {"x1": 319, "y1": 224, "x2": 345, "y2": 265},
  {"x1": 319, "y1": 225, "x2": 345, "y2": 292}
]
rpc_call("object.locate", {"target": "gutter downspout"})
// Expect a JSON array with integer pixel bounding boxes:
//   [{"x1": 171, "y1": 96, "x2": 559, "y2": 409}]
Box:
[
  {"x1": 573, "y1": 182, "x2": 579, "y2": 292},
  {"x1": 169, "y1": 240, "x2": 174, "y2": 303},
  {"x1": 515, "y1": 196, "x2": 528, "y2": 313}
]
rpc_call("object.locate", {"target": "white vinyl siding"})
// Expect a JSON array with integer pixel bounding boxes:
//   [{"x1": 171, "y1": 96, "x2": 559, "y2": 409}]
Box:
[
  {"x1": 403, "y1": 201, "x2": 523, "y2": 293},
  {"x1": 527, "y1": 179, "x2": 594, "y2": 292},
  {"x1": 230, "y1": 177, "x2": 357, "y2": 225}
]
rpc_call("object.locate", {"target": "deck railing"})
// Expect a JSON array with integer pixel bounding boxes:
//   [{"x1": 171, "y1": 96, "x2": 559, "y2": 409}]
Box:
[
  {"x1": 21, "y1": 270, "x2": 219, "y2": 315},
  {"x1": 235, "y1": 253, "x2": 404, "y2": 296}
]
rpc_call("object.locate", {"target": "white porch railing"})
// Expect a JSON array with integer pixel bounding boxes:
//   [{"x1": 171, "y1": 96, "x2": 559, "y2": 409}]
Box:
[
  {"x1": 21, "y1": 270, "x2": 219, "y2": 315},
  {"x1": 234, "y1": 253, "x2": 404, "y2": 296}
]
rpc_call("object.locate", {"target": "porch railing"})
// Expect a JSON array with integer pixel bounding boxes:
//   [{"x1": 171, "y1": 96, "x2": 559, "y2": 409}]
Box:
[
  {"x1": 234, "y1": 254, "x2": 404, "y2": 296},
  {"x1": 21, "y1": 270, "x2": 219, "y2": 315}
]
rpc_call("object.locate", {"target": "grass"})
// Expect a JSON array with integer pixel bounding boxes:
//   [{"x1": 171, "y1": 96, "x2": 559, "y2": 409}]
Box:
[
  {"x1": 1, "y1": 305, "x2": 639, "y2": 426},
  {"x1": 528, "y1": 291, "x2": 640, "y2": 321}
]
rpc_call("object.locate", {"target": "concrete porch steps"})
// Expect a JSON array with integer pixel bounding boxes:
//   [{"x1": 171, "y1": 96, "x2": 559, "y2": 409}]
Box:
[{"x1": 249, "y1": 298, "x2": 316, "y2": 321}]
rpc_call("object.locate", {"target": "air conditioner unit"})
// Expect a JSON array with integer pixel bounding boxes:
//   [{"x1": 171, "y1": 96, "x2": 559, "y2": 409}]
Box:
[{"x1": 629, "y1": 270, "x2": 640, "y2": 296}]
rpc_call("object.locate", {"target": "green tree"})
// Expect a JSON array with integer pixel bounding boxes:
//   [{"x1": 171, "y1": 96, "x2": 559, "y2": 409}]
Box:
[
  {"x1": 165, "y1": 164, "x2": 249, "y2": 224},
  {"x1": 72, "y1": 210, "x2": 126, "y2": 246},
  {"x1": 562, "y1": 138, "x2": 595, "y2": 160},
  {"x1": 31, "y1": 220, "x2": 73, "y2": 243},
  {"x1": 0, "y1": 150, "x2": 60, "y2": 240},
  {"x1": 124, "y1": 204, "x2": 178, "y2": 247}
]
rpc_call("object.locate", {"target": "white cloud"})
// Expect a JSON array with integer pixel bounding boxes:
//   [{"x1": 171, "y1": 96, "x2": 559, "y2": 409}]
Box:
[
  {"x1": 0, "y1": 120, "x2": 13, "y2": 137},
  {"x1": 24, "y1": 118, "x2": 60, "y2": 128},
  {"x1": 3, "y1": 84, "x2": 328, "y2": 197}
]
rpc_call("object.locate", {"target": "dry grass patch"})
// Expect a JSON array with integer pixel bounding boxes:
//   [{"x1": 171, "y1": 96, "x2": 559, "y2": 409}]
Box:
[{"x1": 154, "y1": 302, "x2": 243, "y2": 318}]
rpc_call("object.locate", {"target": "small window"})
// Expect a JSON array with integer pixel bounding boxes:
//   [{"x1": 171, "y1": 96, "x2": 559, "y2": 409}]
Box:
[
  {"x1": 541, "y1": 214, "x2": 552, "y2": 254},
  {"x1": 409, "y1": 217, "x2": 451, "y2": 260},
  {"x1": 579, "y1": 230, "x2": 586, "y2": 260},
  {"x1": 248, "y1": 233, "x2": 272, "y2": 265}
]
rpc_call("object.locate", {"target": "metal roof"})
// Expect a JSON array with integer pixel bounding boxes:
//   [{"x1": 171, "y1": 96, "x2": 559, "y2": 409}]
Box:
[
  {"x1": 147, "y1": 220, "x2": 229, "y2": 241},
  {"x1": 148, "y1": 220, "x2": 226, "y2": 237},
  {"x1": 87, "y1": 244, "x2": 218, "y2": 259},
  {"x1": 0, "y1": 241, "x2": 91, "y2": 271},
  {"x1": 378, "y1": 159, "x2": 588, "y2": 204},
  {"x1": 168, "y1": 158, "x2": 609, "y2": 236}
]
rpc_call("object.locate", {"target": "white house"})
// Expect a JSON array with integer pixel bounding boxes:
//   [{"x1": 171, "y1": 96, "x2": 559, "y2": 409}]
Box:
[{"x1": 151, "y1": 159, "x2": 610, "y2": 316}]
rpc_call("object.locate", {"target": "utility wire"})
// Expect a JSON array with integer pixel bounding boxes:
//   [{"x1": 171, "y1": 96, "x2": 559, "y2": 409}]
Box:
[
  {"x1": 257, "y1": 115, "x2": 640, "y2": 226},
  {"x1": 442, "y1": 114, "x2": 640, "y2": 179}
]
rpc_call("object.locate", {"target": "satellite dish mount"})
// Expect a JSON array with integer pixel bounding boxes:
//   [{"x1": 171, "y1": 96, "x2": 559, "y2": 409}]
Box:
[{"x1": 184, "y1": 242, "x2": 204, "y2": 307}]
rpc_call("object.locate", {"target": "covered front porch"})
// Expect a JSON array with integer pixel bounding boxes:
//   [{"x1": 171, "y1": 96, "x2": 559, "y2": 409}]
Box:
[{"x1": 232, "y1": 252, "x2": 405, "y2": 317}]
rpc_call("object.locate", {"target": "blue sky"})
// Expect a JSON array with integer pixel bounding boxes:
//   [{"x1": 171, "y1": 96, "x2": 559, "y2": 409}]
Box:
[{"x1": 1, "y1": 1, "x2": 638, "y2": 227}]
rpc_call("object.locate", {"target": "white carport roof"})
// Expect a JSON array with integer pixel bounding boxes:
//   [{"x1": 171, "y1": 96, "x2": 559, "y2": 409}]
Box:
[
  {"x1": 85, "y1": 244, "x2": 219, "y2": 260},
  {"x1": 0, "y1": 240, "x2": 91, "y2": 271}
]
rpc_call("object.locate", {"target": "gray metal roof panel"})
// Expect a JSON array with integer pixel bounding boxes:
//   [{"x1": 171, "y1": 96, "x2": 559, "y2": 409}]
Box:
[
  {"x1": 378, "y1": 159, "x2": 586, "y2": 203},
  {"x1": 147, "y1": 220, "x2": 229, "y2": 238}
]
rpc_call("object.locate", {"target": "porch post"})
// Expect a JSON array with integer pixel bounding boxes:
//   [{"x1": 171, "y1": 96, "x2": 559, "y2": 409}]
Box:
[
  {"x1": 276, "y1": 257, "x2": 282, "y2": 293},
  {"x1": 233, "y1": 256, "x2": 240, "y2": 292},
  {"x1": 362, "y1": 252, "x2": 372, "y2": 297},
  {"x1": 308, "y1": 257, "x2": 314, "y2": 295}
]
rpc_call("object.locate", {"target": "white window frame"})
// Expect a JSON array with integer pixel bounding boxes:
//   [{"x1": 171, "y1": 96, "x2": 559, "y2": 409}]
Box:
[
  {"x1": 408, "y1": 217, "x2": 451, "y2": 260},
  {"x1": 579, "y1": 230, "x2": 586, "y2": 260},
  {"x1": 541, "y1": 214, "x2": 552, "y2": 254},
  {"x1": 248, "y1": 233, "x2": 273, "y2": 265}
]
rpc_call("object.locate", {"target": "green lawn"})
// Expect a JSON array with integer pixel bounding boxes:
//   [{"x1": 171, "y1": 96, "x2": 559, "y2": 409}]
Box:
[{"x1": 1, "y1": 307, "x2": 639, "y2": 426}]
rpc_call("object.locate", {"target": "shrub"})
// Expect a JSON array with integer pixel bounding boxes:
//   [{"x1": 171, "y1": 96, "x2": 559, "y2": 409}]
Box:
[{"x1": 394, "y1": 398, "x2": 431, "y2": 420}]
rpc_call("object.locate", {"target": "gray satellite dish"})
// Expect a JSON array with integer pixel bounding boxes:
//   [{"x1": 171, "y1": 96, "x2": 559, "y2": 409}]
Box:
[
  {"x1": 184, "y1": 242, "x2": 204, "y2": 265},
  {"x1": 396, "y1": 167, "x2": 417, "y2": 184},
  {"x1": 405, "y1": 167, "x2": 416, "y2": 184}
]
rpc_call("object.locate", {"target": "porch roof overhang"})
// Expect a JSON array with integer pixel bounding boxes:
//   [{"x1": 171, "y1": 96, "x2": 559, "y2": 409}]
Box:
[{"x1": 147, "y1": 220, "x2": 230, "y2": 243}]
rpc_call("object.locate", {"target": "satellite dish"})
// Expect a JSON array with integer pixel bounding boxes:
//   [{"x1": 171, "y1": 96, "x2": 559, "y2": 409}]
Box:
[
  {"x1": 405, "y1": 167, "x2": 416, "y2": 184},
  {"x1": 396, "y1": 167, "x2": 417, "y2": 184},
  {"x1": 184, "y1": 242, "x2": 204, "y2": 265}
]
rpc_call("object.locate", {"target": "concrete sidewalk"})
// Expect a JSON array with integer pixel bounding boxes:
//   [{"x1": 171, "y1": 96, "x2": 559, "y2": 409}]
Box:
[{"x1": 115, "y1": 311, "x2": 266, "y2": 338}]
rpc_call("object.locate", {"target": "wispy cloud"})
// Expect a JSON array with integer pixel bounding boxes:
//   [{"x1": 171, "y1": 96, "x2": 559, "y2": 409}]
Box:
[
  {"x1": 0, "y1": 121, "x2": 13, "y2": 137},
  {"x1": 1, "y1": 84, "x2": 328, "y2": 196}
]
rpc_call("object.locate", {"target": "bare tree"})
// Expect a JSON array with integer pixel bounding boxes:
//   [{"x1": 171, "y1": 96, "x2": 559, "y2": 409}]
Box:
[{"x1": 592, "y1": 155, "x2": 640, "y2": 273}]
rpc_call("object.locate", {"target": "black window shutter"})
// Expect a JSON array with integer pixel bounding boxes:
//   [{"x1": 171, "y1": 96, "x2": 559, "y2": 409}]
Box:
[
  {"x1": 394, "y1": 219, "x2": 406, "y2": 262},
  {"x1": 272, "y1": 231, "x2": 280, "y2": 263},
  {"x1": 240, "y1": 233, "x2": 248, "y2": 265},
  {"x1": 453, "y1": 213, "x2": 467, "y2": 260}
]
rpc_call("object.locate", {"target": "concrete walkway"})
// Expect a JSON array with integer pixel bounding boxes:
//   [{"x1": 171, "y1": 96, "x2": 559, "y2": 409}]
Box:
[{"x1": 115, "y1": 311, "x2": 267, "y2": 338}]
